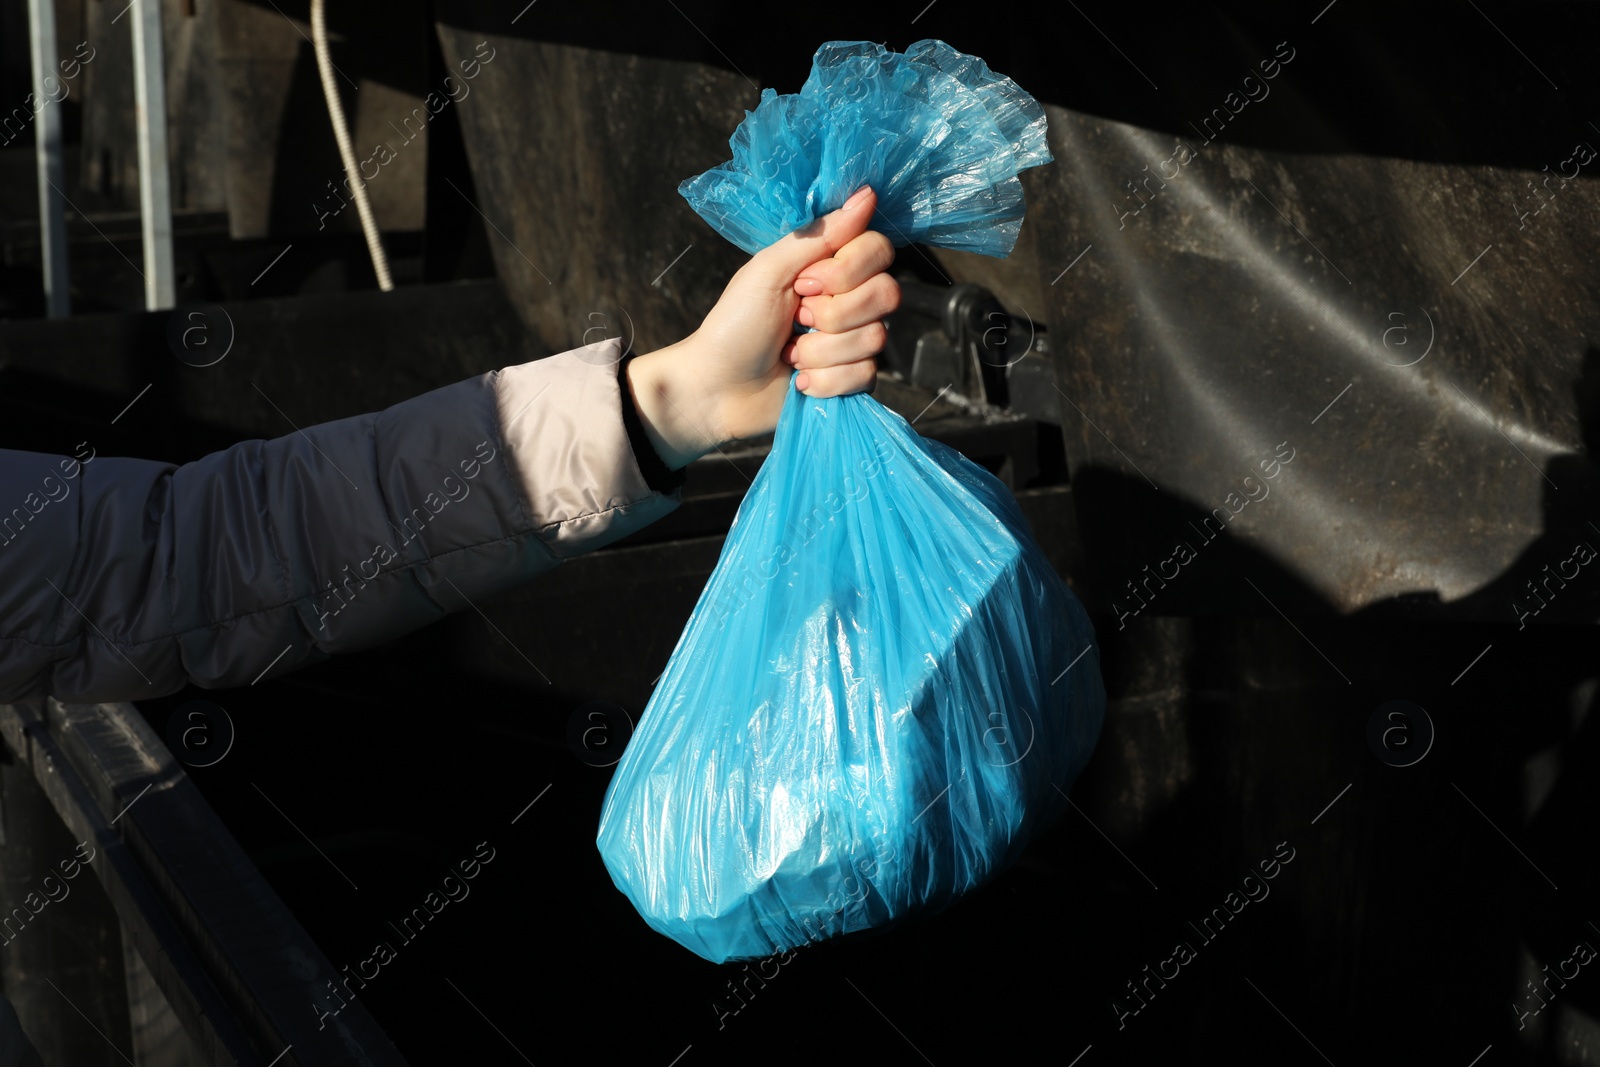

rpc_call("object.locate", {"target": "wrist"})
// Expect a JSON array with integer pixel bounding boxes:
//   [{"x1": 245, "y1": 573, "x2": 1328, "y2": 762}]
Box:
[{"x1": 625, "y1": 338, "x2": 726, "y2": 470}]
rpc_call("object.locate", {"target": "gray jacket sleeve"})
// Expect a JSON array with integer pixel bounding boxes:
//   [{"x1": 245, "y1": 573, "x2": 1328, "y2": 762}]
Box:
[{"x1": 0, "y1": 335, "x2": 681, "y2": 703}]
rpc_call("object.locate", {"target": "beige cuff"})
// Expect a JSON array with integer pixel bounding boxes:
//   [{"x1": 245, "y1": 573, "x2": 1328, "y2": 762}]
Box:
[{"x1": 492, "y1": 336, "x2": 681, "y2": 559}]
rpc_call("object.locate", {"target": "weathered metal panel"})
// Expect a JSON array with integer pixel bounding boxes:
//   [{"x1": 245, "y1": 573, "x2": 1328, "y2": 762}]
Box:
[
  {"x1": 215, "y1": 0, "x2": 429, "y2": 239},
  {"x1": 1030, "y1": 105, "x2": 1600, "y2": 621},
  {"x1": 434, "y1": 26, "x2": 757, "y2": 365}
]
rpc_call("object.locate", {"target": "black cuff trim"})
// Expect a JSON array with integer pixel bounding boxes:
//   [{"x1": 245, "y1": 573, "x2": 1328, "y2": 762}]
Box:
[{"x1": 618, "y1": 352, "x2": 687, "y2": 495}]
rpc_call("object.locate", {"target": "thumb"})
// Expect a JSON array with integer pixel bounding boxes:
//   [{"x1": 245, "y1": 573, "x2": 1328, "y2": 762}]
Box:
[{"x1": 754, "y1": 185, "x2": 878, "y2": 282}]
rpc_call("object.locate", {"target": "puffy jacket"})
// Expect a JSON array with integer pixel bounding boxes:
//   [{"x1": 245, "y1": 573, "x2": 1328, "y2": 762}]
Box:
[{"x1": 0, "y1": 336, "x2": 685, "y2": 703}]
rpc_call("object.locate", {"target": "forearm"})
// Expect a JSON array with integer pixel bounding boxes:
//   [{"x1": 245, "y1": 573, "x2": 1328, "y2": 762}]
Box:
[
  {"x1": 625, "y1": 335, "x2": 795, "y2": 469},
  {"x1": 0, "y1": 378, "x2": 527, "y2": 701},
  {"x1": 0, "y1": 337, "x2": 683, "y2": 703},
  {"x1": 624, "y1": 338, "x2": 726, "y2": 470}
]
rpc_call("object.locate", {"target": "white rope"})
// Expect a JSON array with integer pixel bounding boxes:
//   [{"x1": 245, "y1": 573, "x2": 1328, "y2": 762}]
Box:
[{"x1": 309, "y1": 0, "x2": 393, "y2": 291}]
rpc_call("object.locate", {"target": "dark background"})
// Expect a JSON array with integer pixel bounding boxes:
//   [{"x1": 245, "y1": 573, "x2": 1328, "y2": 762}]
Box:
[{"x1": 2, "y1": 2, "x2": 1599, "y2": 1064}]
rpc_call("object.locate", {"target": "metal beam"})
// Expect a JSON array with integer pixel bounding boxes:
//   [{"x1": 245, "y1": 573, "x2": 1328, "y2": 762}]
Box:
[
  {"x1": 130, "y1": 0, "x2": 176, "y2": 310},
  {"x1": 0, "y1": 699, "x2": 412, "y2": 1066},
  {"x1": 25, "y1": 0, "x2": 70, "y2": 318}
]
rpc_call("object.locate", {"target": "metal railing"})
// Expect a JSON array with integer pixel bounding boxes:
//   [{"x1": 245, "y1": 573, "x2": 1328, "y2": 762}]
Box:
[
  {"x1": 0, "y1": 698, "x2": 409, "y2": 1066},
  {"x1": 25, "y1": 0, "x2": 176, "y2": 318}
]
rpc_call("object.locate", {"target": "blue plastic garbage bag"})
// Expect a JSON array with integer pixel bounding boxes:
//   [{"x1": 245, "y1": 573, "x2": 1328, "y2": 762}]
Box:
[
  {"x1": 677, "y1": 38, "x2": 1055, "y2": 258},
  {"x1": 595, "y1": 39, "x2": 1105, "y2": 965},
  {"x1": 596, "y1": 385, "x2": 1106, "y2": 964}
]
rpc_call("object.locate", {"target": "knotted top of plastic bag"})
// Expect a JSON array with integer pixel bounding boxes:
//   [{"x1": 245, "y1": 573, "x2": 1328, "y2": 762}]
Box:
[{"x1": 679, "y1": 39, "x2": 1054, "y2": 258}]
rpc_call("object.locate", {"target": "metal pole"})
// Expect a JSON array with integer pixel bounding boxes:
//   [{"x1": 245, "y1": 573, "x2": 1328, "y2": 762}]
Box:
[
  {"x1": 26, "y1": 0, "x2": 70, "y2": 319},
  {"x1": 131, "y1": 0, "x2": 176, "y2": 311}
]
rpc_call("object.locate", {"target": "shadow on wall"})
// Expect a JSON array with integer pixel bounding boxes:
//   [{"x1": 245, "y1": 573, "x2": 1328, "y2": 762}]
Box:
[
  {"x1": 1050, "y1": 345, "x2": 1600, "y2": 1062},
  {"x1": 415, "y1": 0, "x2": 1600, "y2": 171}
]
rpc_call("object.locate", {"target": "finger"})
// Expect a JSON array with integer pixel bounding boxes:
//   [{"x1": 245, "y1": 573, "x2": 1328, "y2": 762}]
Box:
[
  {"x1": 796, "y1": 357, "x2": 878, "y2": 399},
  {"x1": 798, "y1": 273, "x2": 901, "y2": 333},
  {"x1": 792, "y1": 320, "x2": 888, "y2": 371},
  {"x1": 757, "y1": 186, "x2": 878, "y2": 282},
  {"x1": 794, "y1": 229, "x2": 895, "y2": 297}
]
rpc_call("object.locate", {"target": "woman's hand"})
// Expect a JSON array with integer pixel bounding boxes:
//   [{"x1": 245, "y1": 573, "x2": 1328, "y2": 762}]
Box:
[{"x1": 626, "y1": 185, "x2": 900, "y2": 469}]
